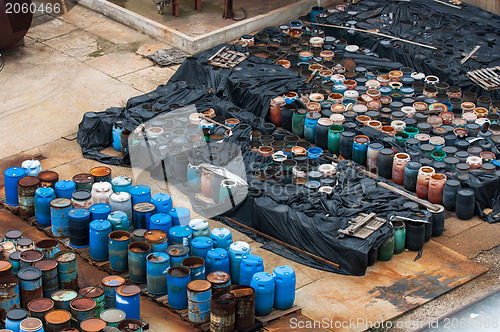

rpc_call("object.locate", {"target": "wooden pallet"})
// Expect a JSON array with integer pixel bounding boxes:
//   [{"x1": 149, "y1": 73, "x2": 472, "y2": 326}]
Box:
[
  {"x1": 338, "y1": 212, "x2": 387, "y2": 239},
  {"x1": 207, "y1": 46, "x2": 248, "y2": 69},
  {"x1": 467, "y1": 66, "x2": 500, "y2": 91}
]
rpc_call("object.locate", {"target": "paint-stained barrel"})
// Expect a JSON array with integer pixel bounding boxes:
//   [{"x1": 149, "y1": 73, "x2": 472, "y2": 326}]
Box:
[
  {"x1": 187, "y1": 280, "x2": 211, "y2": 324},
  {"x1": 68, "y1": 208, "x2": 91, "y2": 248},
  {"x1": 144, "y1": 230, "x2": 168, "y2": 253},
  {"x1": 100, "y1": 308, "x2": 126, "y2": 327},
  {"x1": 27, "y1": 298, "x2": 54, "y2": 324},
  {"x1": 166, "y1": 266, "x2": 191, "y2": 310},
  {"x1": 146, "y1": 252, "x2": 170, "y2": 295},
  {"x1": 182, "y1": 257, "x2": 205, "y2": 280},
  {"x1": 101, "y1": 275, "x2": 125, "y2": 309},
  {"x1": 4, "y1": 167, "x2": 26, "y2": 206},
  {"x1": 128, "y1": 242, "x2": 151, "y2": 283},
  {"x1": 80, "y1": 317, "x2": 107, "y2": 332},
  {"x1": 37, "y1": 171, "x2": 59, "y2": 189},
  {"x1": 35, "y1": 239, "x2": 60, "y2": 259},
  {"x1": 19, "y1": 250, "x2": 43, "y2": 269},
  {"x1": 166, "y1": 245, "x2": 189, "y2": 267},
  {"x1": 44, "y1": 309, "x2": 72, "y2": 332},
  {"x1": 19, "y1": 317, "x2": 43, "y2": 332},
  {"x1": 206, "y1": 271, "x2": 231, "y2": 295},
  {"x1": 0, "y1": 275, "x2": 20, "y2": 322},
  {"x1": 70, "y1": 297, "x2": 96, "y2": 325},
  {"x1": 115, "y1": 285, "x2": 141, "y2": 321},
  {"x1": 18, "y1": 176, "x2": 40, "y2": 218},
  {"x1": 33, "y1": 259, "x2": 59, "y2": 298},
  {"x1": 230, "y1": 285, "x2": 255, "y2": 330},
  {"x1": 89, "y1": 166, "x2": 111, "y2": 183},
  {"x1": 16, "y1": 238, "x2": 34, "y2": 252},
  {"x1": 51, "y1": 289, "x2": 78, "y2": 311},
  {"x1": 117, "y1": 319, "x2": 143, "y2": 332},
  {"x1": 0, "y1": 260, "x2": 13, "y2": 277},
  {"x1": 89, "y1": 220, "x2": 112, "y2": 262},
  {"x1": 210, "y1": 292, "x2": 236, "y2": 332},
  {"x1": 72, "y1": 173, "x2": 94, "y2": 192},
  {"x1": 108, "y1": 231, "x2": 131, "y2": 272},
  {"x1": 17, "y1": 266, "x2": 43, "y2": 308},
  {"x1": 79, "y1": 286, "x2": 105, "y2": 316},
  {"x1": 132, "y1": 202, "x2": 156, "y2": 230},
  {"x1": 54, "y1": 251, "x2": 78, "y2": 290},
  {"x1": 50, "y1": 198, "x2": 73, "y2": 238}
]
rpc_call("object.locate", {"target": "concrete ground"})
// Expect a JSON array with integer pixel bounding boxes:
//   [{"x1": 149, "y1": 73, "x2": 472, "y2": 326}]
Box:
[{"x1": 1, "y1": 4, "x2": 500, "y2": 332}]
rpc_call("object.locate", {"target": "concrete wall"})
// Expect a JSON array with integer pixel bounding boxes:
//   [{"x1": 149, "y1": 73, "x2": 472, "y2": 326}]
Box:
[{"x1": 463, "y1": 0, "x2": 500, "y2": 15}]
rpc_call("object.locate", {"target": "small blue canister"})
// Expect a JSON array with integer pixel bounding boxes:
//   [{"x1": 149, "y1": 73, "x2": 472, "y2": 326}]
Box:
[
  {"x1": 89, "y1": 203, "x2": 112, "y2": 221},
  {"x1": 107, "y1": 211, "x2": 130, "y2": 231},
  {"x1": 89, "y1": 219, "x2": 112, "y2": 262},
  {"x1": 54, "y1": 180, "x2": 76, "y2": 199},
  {"x1": 4, "y1": 167, "x2": 26, "y2": 206},
  {"x1": 34, "y1": 187, "x2": 56, "y2": 226},
  {"x1": 151, "y1": 193, "x2": 172, "y2": 214},
  {"x1": 5, "y1": 308, "x2": 28, "y2": 332},
  {"x1": 210, "y1": 228, "x2": 233, "y2": 250},
  {"x1": 239, "y1": 254, "x2": 264, "y2": 286}
]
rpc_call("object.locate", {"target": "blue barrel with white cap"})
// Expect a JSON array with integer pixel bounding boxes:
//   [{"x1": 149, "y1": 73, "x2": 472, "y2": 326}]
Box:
[
  {"x1": 34, "y1": 187, "x2": 56, "y2": 226},
  {"x1": 239, "y1": 254, "x2": 264, "y2": 286},
  {"x1": 149, "y1": 213, "x2": 172, "y2": 234},
  {"x1": 107, "y1": 211, "x2": 130, "y2": 231},
  {"x1": 205, "y1": 248, "x2": 230, "y2": 275},
  {"x1": 169, "y1": 207, "x2": 191, "y2": 226},
  {"x1": 250, "y1": 272, "x2": 275, "y2": 316},
  {"x1": 89, "y1": 219, "x2": 112, "y2": 261},
  {"x1": 54, "y1": 180, "x2": 76, "y2": 199},
  {"x1": 190, "y1": 237, "x2": 213, "y2": 260},
  {"x1": 168, "y1": 226, "x2": 193, "y2": 247},
  {"x1": 129, "y1": 185, "x2": 151, "y2": 207},
  {"x1": 111, "y1": 176, "x2": 132, "y2": 193},
  {"x1": 210, "y1": 228, "x2": 233, "y2": 250},
  {"x1": 4, "y1": 167, "x2": 26, "y2": 206},
  {"x1": 90, "y1": 203, "x2": 112, "y2": 221},
  {"x1": 273, "y1": 265, "x2": 296, "y2": 310},
  {"x1": 151, "y1": 193, "x2": 172, "y2": 214},
  {"x1": 68, "y1": 208, "x2": 91, "y2": 247},
  {"x1": 228, "y1": 241, "x2": 251, "y2": 285},
  {"x1": 189, "y1": 219, "x2": 210, "y2": 238}
]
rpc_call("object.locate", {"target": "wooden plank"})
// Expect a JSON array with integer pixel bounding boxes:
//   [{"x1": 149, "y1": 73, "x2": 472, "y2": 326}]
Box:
[{"x1": 256, "y1": 305, "x2": 301, "y2": 324}]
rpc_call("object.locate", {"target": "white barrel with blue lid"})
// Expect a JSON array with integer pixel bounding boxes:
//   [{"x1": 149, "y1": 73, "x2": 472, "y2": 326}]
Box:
[
  {"x1": 188, "y1": 219, "x2": 210, "y2": 238},
  {"x1": 228, "y1": 241, "x2": 251, "y2": 285}
]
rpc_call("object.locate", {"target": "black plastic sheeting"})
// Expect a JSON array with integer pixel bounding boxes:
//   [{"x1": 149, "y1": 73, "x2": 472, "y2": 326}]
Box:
[{"x1": 309, "y1": 0, "x2": 500, "y2": 99}]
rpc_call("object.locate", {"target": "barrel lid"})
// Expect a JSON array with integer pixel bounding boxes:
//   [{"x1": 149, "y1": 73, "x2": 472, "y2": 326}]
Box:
[
  {"x1": 27, "y1": 298, "x2": 54, "y2": 312},
  {"x1": 129, "y1": 185, "x2": 151, "y2": 196},
  {"x1": 133, "y1": 202, "x2": 156, "y2": 213},
  {"x1": 35, "y1": 238, "x2": 59, "y2": 250},
  {"x1": 58, "y1": 329, "x2": 80, "y2": 332},
  {"x1": 90, "y1": 166, "x2": 111, "y2": 177},
  {"x1": 52, "y1": 289, "x2": 78, "y2": 302},
  {"x1": 456, "y1": 163, "x2": 471, "y2": 171},
  {"x1": 20, "y1": 317, "x2": 43, "y2": 330},
  {"x1": 207, "y1": 248, "x2": 228, "y2": 259},
  {"x1": 6, "y1": 308, "x2": 28, "y2": 321},
  {"x1": 1, "y1": 241, "x2": 14, "y2": 251},
  {"x1": 108, "y1": 211, "x2": 128, "y2": 221},
  {"x1": 69, "y1": 208, "x2": 91, "y2": 219},
  {"x1": 206, "y1": 271, "x2": 230, "y2": 284},
  {"x1": 188, "y1": 218, "x2": 208, "y2": 230},
  {"x1": 45, "y1": 310, "x2": 71, "y2": 323},
  {"x1": 36, "y1": 186, "x2": 55, "y2": 196},
  {"x1": 144, "y1": 230, "x2": 167, "y2": 244},
  {"x1": 241, "y1": 254, "x2": 263, "y2": 265},
  {"x1": 17, "y1": 238, "x2": 33, "y2": 247},
  {"x1": 73, "y1": 173, "x2": 94, "y2": 183},
  {"x1": 169, "y1": 226, "x2": 193, "y2": 237},
  {"x1": 54, "y1": 251, "x2": 76, "y2": 263},
  {"x1": 18, "y1": 176, "x2": 40, "y2": 187},
  {"x1": 109, "y1": 191, "x2": 131, "y2": 202},
  {"x1": 147, "y1": 252, "x2": 170, "y2": 263},
  {"x1": 132, "y1": 229, "x2": 147, "y2": 237},
  {"x1": 34, "y1": 259, "x2": 58, "y2": 271},
  {"x1": 150, "y1": 213, "x2": 172, "y2": 225},
  {"x1": 17, "y1": 267, "x2": 42, "y2": 281},
  {"x1": 191, "y1": 237, "x2": 213, "y2": 249},
  {"x1": 458, "y1": 188, "x2": 475, "y2": 197},
  {"x1": 406, "y1": 161, "x2": 421, "y2": 169},
  {"x1": 0, "y1": 260, "x2": 12, "y2": 272},
  {"x1": 80, "y1": 318, "x2": 107, "y2": 332},
  {"x1": 50, "y1": 198, "x2": 72, "y2": 208},
  {"x1": 116, "y1": 284, "x2": 140, "y2": 297},
  {"x1": 273, "y1": 265, "x2": 295, "y2": 277},
  {"x1": 90, "y1": 203, "x2": 111, "y2": 213},
  {"x1": 445, "y1": 179, "x2": 461, "y2": 187},
  {"x1": 229, "y1": 241, "x2": 250, "y2": 253},
  {"x1": 90, "y1": 219, "x2": 112, "y2": 231},
  {"x1": 100, "y1": 308, "x2": 126, "y2": 323},
  {"x1": 210, "y1": 228, "x2": 230, "y2": 238},
  {"x1": 5, "y1": 230, "x2": 22, "y2": 239},
  {"x1": 4, "y1": 167, "x2": 25, "y2": 178},
  {"x1": 92, "y1": 181, "x2": 112, "y2": 192},
  {"x1": 79, "y1": 286, "x2": 104, "y2": 298},
  {"x1": 111, "y1": 176, "x2": 132, "y2": 186},
  {"x1": 166, "y1": 245, "x2": 189, "y2": 257},
  {"x1": 20, "y1": 250, "x2": 43, "y2": 263},
  {"x1": 38, "y1": 170, "x2": 58, "y2": 181},
  {"x1": 152, "y1": 192, "x2": 171, "y2": 202},
  {"x1": 55, "y1": 180, "x2": 76, "y2": 191},
  {"x1": 71, "y1": 297, "x2": 96, "y2": 311},
  {"x1": 101, "y1": 275, "x2": 125, "y2": 287},
  {"x1": 188, "y1": 279, "x2": 211, "y2": 292},
  {"x1": 253, "y1": 271, "x2": 273, "y2": 282},
  {"x1": 9, "y1": 251, "x2": 21, "y2": 261},
  {"x1": 169, "y1": 207, "x2": 190, "y2": 219}
]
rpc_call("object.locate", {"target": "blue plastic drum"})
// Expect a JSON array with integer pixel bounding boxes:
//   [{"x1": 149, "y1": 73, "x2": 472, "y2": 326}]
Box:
[
  {"x1": 151, "y1": 193, "x2": 172, "y2": 214},
  {"x1": 273, "y1": 265, "x2": 296, "y2": 310}
]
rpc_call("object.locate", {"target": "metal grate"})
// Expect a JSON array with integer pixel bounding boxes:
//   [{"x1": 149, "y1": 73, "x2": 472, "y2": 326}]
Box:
[{"x1": 207, "y1": 46, "x2": 248, "y2": 69}]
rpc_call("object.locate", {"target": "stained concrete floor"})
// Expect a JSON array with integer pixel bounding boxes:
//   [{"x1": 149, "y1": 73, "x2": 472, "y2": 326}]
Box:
[{"x1": 1, "y1": 4, "x2": 500, "y2": 332}]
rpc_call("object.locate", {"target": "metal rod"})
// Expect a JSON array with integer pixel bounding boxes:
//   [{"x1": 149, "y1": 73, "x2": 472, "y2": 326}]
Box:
[
  {"x1": 306, "y1": 69, "x2": 318, "y2": 84},
  {"x1": 199, "y1": 114, "x2": 232, "y2": 131},
  {"x1": 310, "y1": 22, "x2": 437, "y2": 50},
  {"x1": 224, "y1": 216, "x2": 340, "y2": 268},
  {"x1": 461, "y1": 45, "x2": 481, "y2": 64},
  {"x1": 272, "y1": 52, "x2": 289, "y2": 64}
]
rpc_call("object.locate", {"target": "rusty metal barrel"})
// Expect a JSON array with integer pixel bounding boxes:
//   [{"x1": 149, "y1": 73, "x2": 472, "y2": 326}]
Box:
[
  {"x1": 0, "y1": 275, "x2": 20, "y2": 322},
  {"x1": 51, "y1": 289, "x2": 78, "y2": 311},
  {"x1": 35, "y1": 239, "x2": 60, "y2": 259},
  {"x1": 44, "y1": 309, "x2": 72, "y2": 332},
  {"x1": 18, "y1": 176, "x2": 40, "y2": 218},
  {"x1": 27, "y1": 297, "x2": 54, "y2": 324},
  {"x1": 34, "y1": 259, "x2": 59, "y2": 298},
  {"x1": 0, "y1": 260, "x2": 13, "y2": 277},
  {"x1": 80, "y1": 317, "x2": 107, "y2": 332},
  {"x1": 54, "y1": 251, "x2": 78, "y2": 290},
  {"x1": 210, "y1": 292, "x2": 236, "y2": 332},
  {"x1": 101, "y1": 275, "x2": 125, "y2": 309},
  {"x1": 230, "y1": 285, "x2": 256, "y2": 330},
  {"x1": 187, "y1": 280, "x2": 211, "y2": 324},
  {"x1": 89, "y1": 166, "x2": 112, "y2": 183},
  {"x1": 72, "y1": 173, "x2": 94, "y2": 192},
  {"x1": 79, "y1": 286, "x2": 105, "y2": 317},
  {"x1": 37, "y1": 171, "x2": 59, "y2": 188},
  {"x1": 206, "y1": 271, "x2": 231, "y2": 294},
  {"x1": 19, "y1": 250, "x2": 43, "y2": 269},
  {"x1": 70, "y1": 297, "x2": 96, "y2": 326},
  {"x1": 17, "y1": 266, "x2": 43, "y2": 308},
  {"x1": 50, "y1": 198, "x2": 73, "y2": 238}
]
